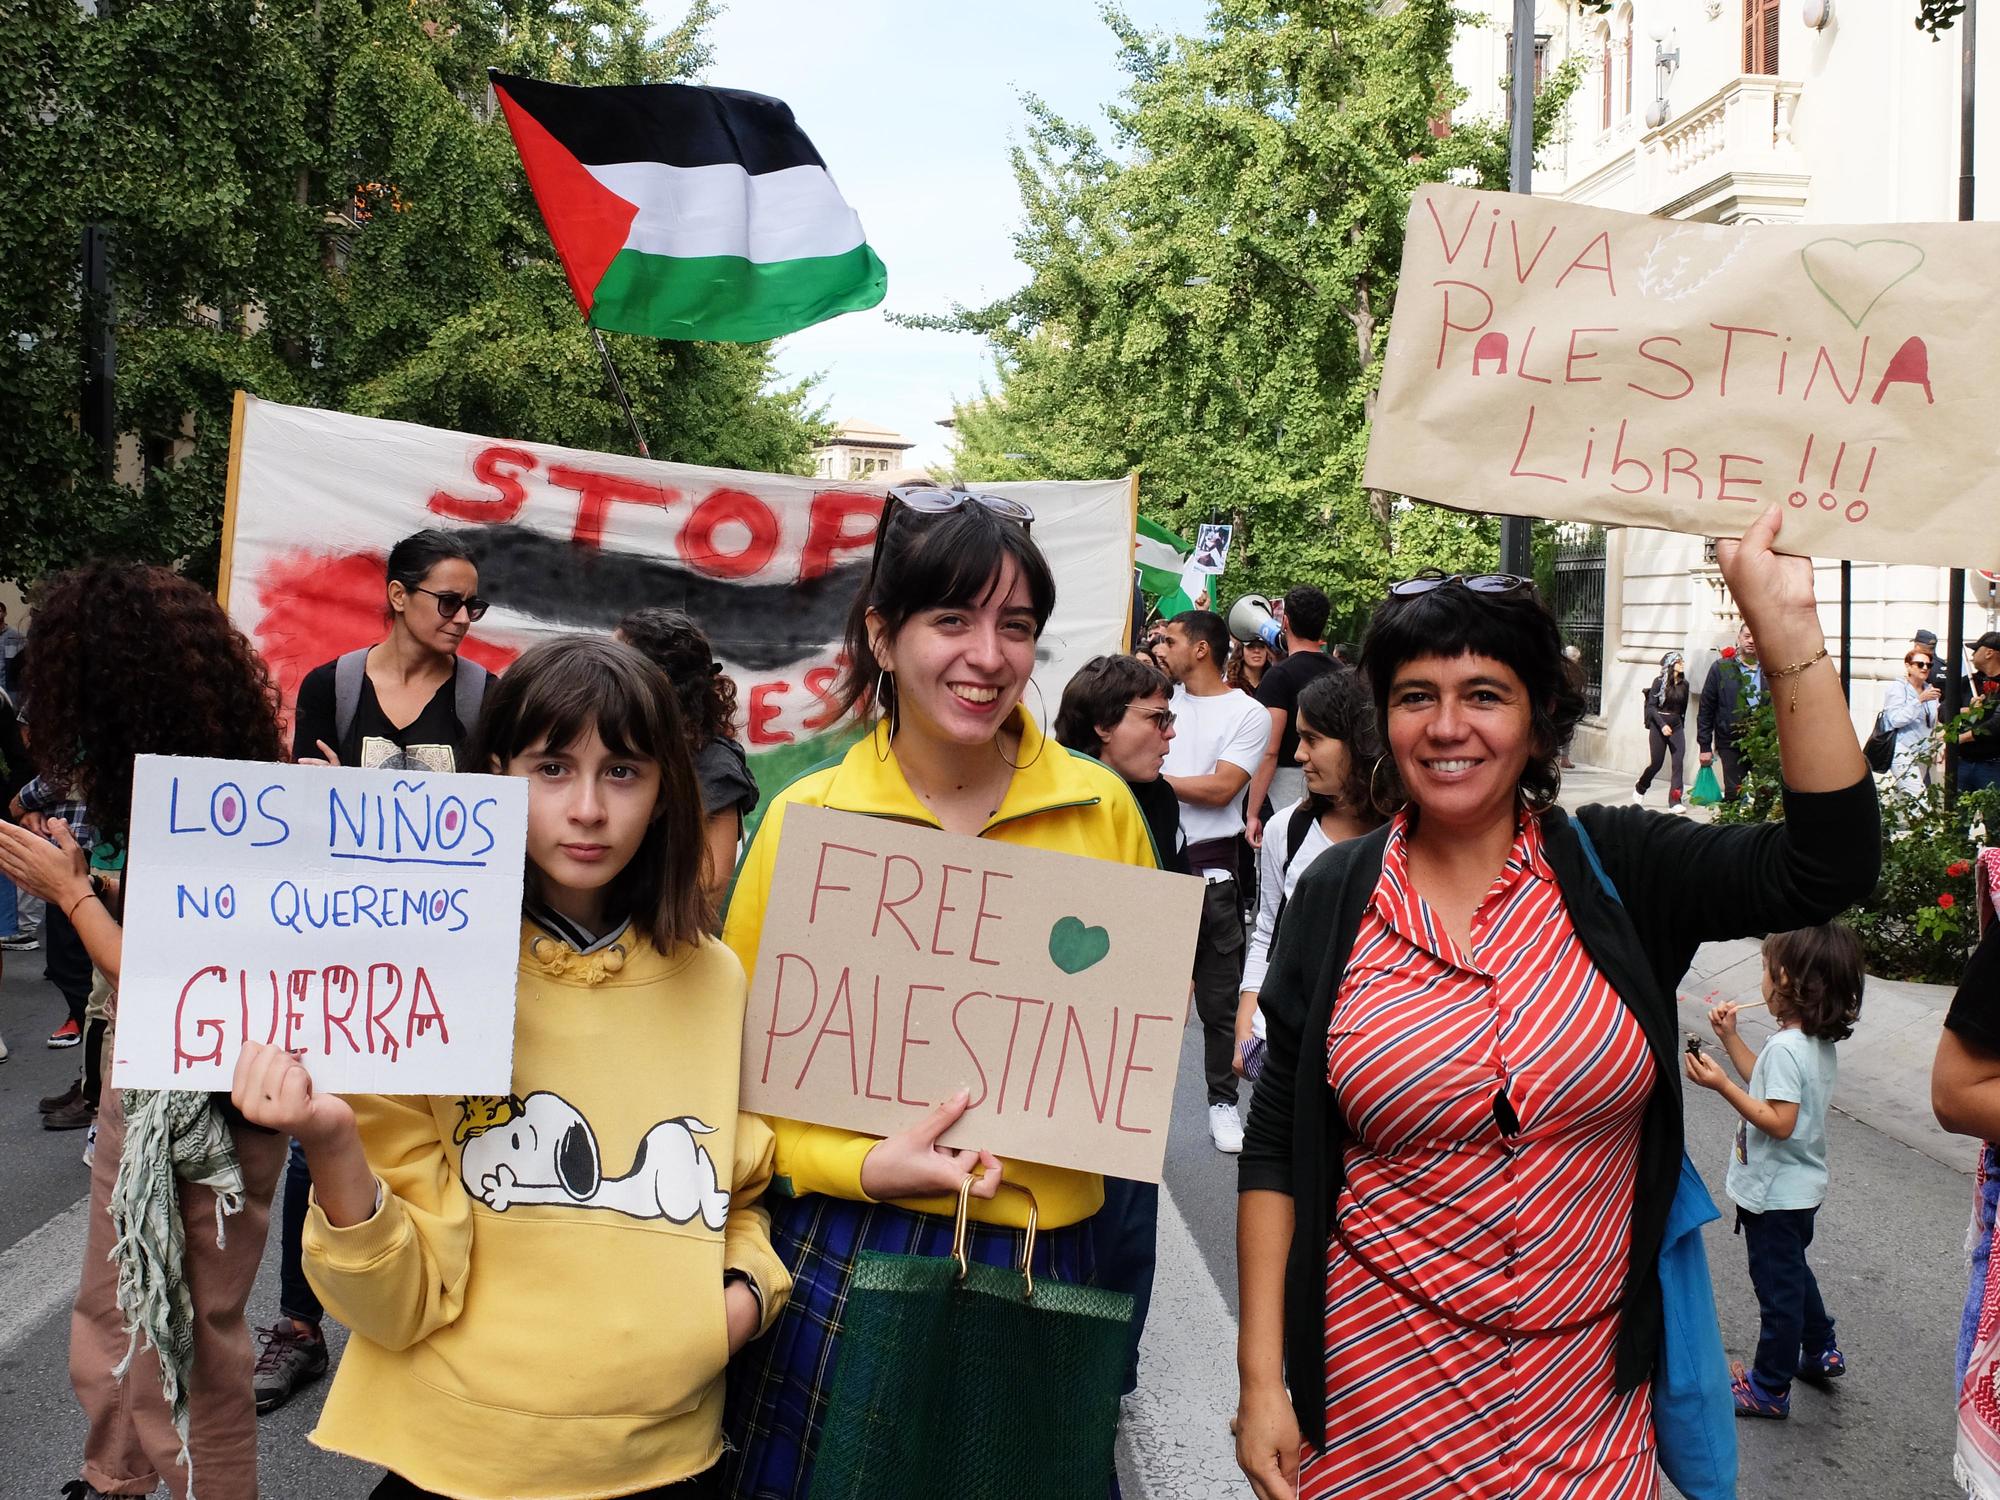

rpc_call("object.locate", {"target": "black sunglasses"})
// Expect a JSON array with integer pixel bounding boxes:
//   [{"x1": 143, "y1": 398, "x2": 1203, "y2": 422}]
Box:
[
  {"x1": 871, "y1": 486, "x2": 1036, "y2": 568},
  {"x1": 410, "y1": 585, "x2": 489, "y2": 622},
  {"x1": 1388, "y1": 570, "x2": 1533, "y2": 599}
]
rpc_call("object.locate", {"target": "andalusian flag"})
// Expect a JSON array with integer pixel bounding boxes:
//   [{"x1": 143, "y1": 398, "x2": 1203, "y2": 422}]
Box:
[
  {"x1": 1134, "y1": 515, "x2": 1199, "y2": 617},
  {"x1": 491, "y1": 72, "x2": 888, "y2": 343}
]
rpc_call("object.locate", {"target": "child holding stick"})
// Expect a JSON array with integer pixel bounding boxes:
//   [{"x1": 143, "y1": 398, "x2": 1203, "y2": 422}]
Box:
[{"x1": 1685, "y1": 922, "x2": 1865, "y2": 1421}]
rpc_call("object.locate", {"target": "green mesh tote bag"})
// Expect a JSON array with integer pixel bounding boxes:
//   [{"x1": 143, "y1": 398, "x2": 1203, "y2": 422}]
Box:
[{"x1": 806, "y1": 1178, "x2": 1135, "y2": 1500}]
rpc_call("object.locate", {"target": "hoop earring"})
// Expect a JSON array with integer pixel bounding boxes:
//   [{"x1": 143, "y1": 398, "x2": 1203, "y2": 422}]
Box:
[
  {"x1": 997, "y1": 678, "x2": 1050, "y2": 772},
  {"x1": 873, "y1": 670, "x2": 896, "y2": 761},
  {"x1": 1368, "y1": 755, "x2": 1401, "y2": 815}
]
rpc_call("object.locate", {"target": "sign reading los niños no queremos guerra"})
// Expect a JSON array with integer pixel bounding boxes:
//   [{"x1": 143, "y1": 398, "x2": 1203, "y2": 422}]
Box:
[
  {"x1": 115, "y1": 756, "x2": 528, "y2": 1093},
  {"x1": 1366, "y1": 185, "x2": 2000, "y2": 570},
  {"x1": 740, "y1": 805, "x2": 1203, "y2": 1184}
]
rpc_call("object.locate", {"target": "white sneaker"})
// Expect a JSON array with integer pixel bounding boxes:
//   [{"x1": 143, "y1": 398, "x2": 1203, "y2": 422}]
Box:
[
  {"x1": 1631, "y1": 790, "x2": 1647, "y2": 804},
  {"x1": 1209, "y1": 1102, "x2": 1245, "y2": 1154},
  {"x1": 1669, "y1": 801, "x2": 1690, "y2": 816},
  {"x1": 82, "y1": 1121, "x2": 97, "y2": 1166},
  {"x1": 0, "y1": 1030, "x2": 8, "y2": 1062}
]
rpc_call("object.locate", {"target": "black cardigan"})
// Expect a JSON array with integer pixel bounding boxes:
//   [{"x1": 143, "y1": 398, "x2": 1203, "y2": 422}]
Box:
[{"x1": 1238, "y1": 776, "x2": 1882, "y2": 1448}]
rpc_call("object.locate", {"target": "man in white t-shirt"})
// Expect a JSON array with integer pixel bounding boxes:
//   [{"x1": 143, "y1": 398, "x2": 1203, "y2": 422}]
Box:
[{"x1": 1156, "y1": 609, "x2": 1272, "y2": 1153}]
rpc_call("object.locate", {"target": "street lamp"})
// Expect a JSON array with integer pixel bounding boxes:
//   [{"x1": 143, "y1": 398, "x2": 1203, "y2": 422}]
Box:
[{"x1": 1644, "y1": 26, "x2": 1681, "y2": 130}]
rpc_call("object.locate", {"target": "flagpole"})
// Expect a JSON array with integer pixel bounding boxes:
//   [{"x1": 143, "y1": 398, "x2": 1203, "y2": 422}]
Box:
[{"x1": 589, "y1": 327, "x2": 652, "y2": 460}]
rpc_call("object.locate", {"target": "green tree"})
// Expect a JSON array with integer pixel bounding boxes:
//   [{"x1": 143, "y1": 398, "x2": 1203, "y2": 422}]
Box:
[
  {"x1": 0, "y1": 0, "x2": 826, "y2": 587},
  {"x1": 927, "y1": 1, "x2": 1578, "y2": 638}
]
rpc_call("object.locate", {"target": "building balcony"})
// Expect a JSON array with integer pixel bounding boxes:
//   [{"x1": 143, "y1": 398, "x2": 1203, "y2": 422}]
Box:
[{"x1": 1638, "y1": 74, "x2": 1808, "y2": 223}]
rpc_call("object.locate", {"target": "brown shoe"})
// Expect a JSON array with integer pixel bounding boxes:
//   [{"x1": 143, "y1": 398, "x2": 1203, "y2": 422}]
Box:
[
  {"x1": 43, "y1": 1097, "x2": 95, "y2": 1131},
  {"x1": 39, "y1": 1080, "x2": 83, "y2": 1114}
]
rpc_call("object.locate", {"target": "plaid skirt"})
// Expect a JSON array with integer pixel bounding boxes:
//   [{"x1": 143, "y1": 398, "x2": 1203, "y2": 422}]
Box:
[{"x1": 722, "y1": 1191, "x2": 1102, "y2": 1500}]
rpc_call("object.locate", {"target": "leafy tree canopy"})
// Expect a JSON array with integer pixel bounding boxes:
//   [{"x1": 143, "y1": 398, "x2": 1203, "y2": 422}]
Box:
[
  {"x1": 0, "y1": 0, "x2": 827, "y2": 587},
  {"x1": 918, "y1": 1, "x2": 1570, "y2": 636}
]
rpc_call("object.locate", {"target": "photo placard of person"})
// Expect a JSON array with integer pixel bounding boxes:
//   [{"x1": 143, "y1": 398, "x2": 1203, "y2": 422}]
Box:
[
  {"x1": 113, "y1": 755, "x2": 528, "y2": 1092},
  {"x1": 741, "y1": 805, "x2": 1203, "y2": 1183},
  {"x1": 1366, "y1": 185, "x2": 2000, "y2": 570}
]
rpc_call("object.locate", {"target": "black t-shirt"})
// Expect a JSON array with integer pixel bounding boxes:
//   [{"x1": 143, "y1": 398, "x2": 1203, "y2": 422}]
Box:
[
  {"x1": 292, "y1": 660, "x2": 473, "y2": 772},
  {"x1": 1254, "y1": 651, "x2": 1339, "y2": 767},
  {"x1": 1946, "y1": 921, "x2": 2000, "y2": 1053},
  {"x1": 1961, "y1": 673, "x2": 2000, "y2": 763},
  {"x1": 696, "y1": 736, "x2": 760, "y2": 820},
  {"x1": 1125, "y1": 773, "x2": 1188, "y2": 875}
]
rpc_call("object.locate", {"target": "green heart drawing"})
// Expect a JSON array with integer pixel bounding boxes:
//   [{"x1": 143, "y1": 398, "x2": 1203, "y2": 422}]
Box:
[
  {"x1": 1048, "y1": 915, "x2": 1111, "y2": 974},
  {"x1": 1800, "y1": 238, "x2": 1925, "y2": 329}
]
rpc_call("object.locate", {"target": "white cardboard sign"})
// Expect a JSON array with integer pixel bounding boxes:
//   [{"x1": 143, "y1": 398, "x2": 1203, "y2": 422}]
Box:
[{"x1": 114, "y1": 756, "x2": 528, "y2": 1093}]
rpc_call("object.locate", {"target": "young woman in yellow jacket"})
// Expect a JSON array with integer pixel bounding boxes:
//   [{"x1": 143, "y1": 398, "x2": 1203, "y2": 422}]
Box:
[{"x1": 721, "y1": 485, "x2": 1158, "y2": 1498}]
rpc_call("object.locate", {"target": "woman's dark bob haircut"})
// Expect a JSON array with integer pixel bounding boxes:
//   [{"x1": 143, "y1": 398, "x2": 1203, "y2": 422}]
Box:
[
  {"x1": 1053, "y1": 654, "x2": 1171, "y2": 758},
  {"x1": 470, "y1": 636, "x2": 710, "y2": 955},
  {"x1": 1358, "y1": 579, "x2": 1586, "y2": 810},
  {"x1": 385, "y1": 528, "x2": 476, "y2": 591},
  {"x1": 836, "y1": 488, "x2": 1057, "y2": 722},
  {"x1": 1296, "y1": 668, "x2": 1383, "y2": 822}
]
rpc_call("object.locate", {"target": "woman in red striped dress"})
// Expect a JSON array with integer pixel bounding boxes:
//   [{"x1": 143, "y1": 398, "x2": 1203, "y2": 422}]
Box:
[{"x1": 1233, "y1": 505, "x2": 1881, "y2": 1500}]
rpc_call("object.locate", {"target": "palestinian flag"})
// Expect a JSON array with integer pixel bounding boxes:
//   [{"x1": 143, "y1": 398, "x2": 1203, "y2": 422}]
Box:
[{"x1": 491, "y1": 71, "x2": 887, "y2": 343}]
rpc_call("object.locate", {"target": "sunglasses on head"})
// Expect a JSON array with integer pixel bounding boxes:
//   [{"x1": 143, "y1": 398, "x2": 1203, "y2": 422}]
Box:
[
  {"x1": 872, "y1": 486, "x2": 1035, "y2": 567},
  {"x1": 410, "y1": 585, "x2": 489, "y2": 622},
  {"x1": 1388, "y1": 570, "x2": 1533, "y2": 599}
]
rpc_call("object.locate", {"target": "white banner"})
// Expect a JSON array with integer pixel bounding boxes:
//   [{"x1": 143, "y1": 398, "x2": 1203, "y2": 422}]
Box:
[
  {"x1": 113, "y1": 756, "x2": 528, "y2": 1093},
  {"x1": 220, "y1": 395, "x2": 1137, "y2": 783}
]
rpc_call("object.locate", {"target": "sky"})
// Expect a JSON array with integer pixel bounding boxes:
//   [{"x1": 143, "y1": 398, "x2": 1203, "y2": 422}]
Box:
[{"x1": 668, "y1": 0, "x2": 1213, "y2": 468}]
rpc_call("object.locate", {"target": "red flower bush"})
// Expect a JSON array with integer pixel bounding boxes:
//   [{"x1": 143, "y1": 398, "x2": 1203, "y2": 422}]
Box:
[
  {"x1": 1940, "y1": 893, "x2": 1958, "y2": 909},
  {"x1": 1949, "y1": 860, "x2": 1974, "y2": 878}
]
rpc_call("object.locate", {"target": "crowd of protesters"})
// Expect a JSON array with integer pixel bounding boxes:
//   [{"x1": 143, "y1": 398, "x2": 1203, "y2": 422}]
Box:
[{"x1": 32, "y1": 487, "x2": 2000, "y2": 1500}]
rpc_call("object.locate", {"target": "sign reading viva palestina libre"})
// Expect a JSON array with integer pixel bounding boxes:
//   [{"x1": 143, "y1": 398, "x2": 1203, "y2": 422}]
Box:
[
  {"x1": 741, "y1": 806, "x2": 1203, "y2": 1184},
  {"x1": 1365, "y1": 185, "x2": 2000, "y2": 570},
  {"x1": 114, "y1": 756, "x2": 529, "y2": 1093}
]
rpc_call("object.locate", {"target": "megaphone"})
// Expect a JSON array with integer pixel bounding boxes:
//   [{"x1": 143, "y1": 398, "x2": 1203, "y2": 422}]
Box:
[{"x1": 1227, "y1": 594, "x2": 1283, "y2": 649}]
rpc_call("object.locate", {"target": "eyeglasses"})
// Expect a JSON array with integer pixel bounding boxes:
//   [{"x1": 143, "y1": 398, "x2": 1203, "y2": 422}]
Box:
[
  {"x1": 1911, "y1": 658, "x2": 1934, "y2": 670},
  {"x1": 872, "y1": 486, "x2": 1035, "y2": 569},
  {"x1": 1126, "y1": 705, "x2": 1176, "y2": 732},
  {"x1": 410, "y1": 586, "x2": 489, "y2": 622},
  {"x1": 1388, "y1": 570, "x2": 1533, "y2": 599}
]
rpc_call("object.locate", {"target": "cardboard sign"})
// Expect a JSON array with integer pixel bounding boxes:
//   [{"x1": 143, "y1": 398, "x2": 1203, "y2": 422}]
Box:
[
  {"x1": 114, "y1": 756, "x2": 528, "y2": 1093},
  {"x1": 740, "y1": 805, "x2": 1203, "y2": 1183},
  {"x1": 218, "y1": 394, "x2": 1138, "y2": 797},
  {"x1": 1365, "y1": 185, "x2": 2000, "y2": 570}
]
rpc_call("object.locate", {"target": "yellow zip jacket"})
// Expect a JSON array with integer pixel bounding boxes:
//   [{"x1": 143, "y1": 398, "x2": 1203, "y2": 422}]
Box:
[
  {"x1": 722, "y1": 709, "x2": 1160, "y2": 1230},
  {"x1": 301, "y1": 923, "x2": 791, "y2": 1500}
]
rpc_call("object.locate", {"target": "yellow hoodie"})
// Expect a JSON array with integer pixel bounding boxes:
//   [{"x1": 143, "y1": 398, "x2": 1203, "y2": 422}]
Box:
[
  {"x1": 301, "y1": 922, "x2": 790, "y2": 1500},
  {"x1": 722, "y1": 710, "x2": 1160, "y2": 1231}
]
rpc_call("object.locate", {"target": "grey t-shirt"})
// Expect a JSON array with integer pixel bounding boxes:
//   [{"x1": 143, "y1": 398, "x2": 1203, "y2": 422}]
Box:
[{"x1": 1725, "y1": 1026, "x2": 1837, "y2": 1213}]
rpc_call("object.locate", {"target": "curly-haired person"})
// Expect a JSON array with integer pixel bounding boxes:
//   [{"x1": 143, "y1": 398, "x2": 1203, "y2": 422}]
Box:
[
  {"x1": 1687, "y1": 921, "x2": 1864, "y2": 1420},
  {"x1": 616, "y1": 607, "x2": 759, "y2": 901},
  {"x1": 0, "y1": 561, "x2": 287, "y2": 1500}
]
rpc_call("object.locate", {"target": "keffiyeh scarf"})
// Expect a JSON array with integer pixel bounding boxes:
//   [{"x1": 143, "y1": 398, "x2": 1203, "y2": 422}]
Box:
[{"x1": 107, "y1": 1088, "x2": 246, "y2": 1500}]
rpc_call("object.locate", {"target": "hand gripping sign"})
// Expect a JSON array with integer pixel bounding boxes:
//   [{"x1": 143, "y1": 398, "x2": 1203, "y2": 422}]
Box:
[
  {"x1": 114, "y1": 756, "x2": 528, "y2": 1093},
  {"x1": 1365, "y1": 185, "x2": 2000, "y2": 571},
  {"x1": 740, "y1": 806, "x2": 1204, "y2": 1184}
]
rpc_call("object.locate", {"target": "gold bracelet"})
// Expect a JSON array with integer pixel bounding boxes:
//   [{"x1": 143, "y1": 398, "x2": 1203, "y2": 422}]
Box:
[{"x1": 1768, "y1": 646, "x2": 1829, "y2": 712}]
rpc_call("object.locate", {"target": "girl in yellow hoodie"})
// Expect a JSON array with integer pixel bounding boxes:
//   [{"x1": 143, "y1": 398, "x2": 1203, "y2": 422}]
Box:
[
  {"x1": 719, "y1": 485, "x2": 1159, "y2": 1498},
  {"x1": 233, "y1": 636, "x2": 790, "y2": 1500}
]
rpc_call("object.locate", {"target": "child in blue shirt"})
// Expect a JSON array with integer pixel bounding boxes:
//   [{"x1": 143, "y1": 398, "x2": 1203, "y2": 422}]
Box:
[{"x1": 1686, "y1": 920, "x2": 1865, "y2": 1420}]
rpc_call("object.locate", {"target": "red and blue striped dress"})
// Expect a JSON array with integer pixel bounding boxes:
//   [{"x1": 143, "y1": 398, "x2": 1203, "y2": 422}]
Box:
[{"x1": 1299, "y1": 810, "x2": 1659, "y2": 1500}]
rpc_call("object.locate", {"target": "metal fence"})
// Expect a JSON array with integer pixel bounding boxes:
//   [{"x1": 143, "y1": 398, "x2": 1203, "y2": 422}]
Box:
[{"x1": 1550, "y1": 524, "x2": 1607, "y2": 717}]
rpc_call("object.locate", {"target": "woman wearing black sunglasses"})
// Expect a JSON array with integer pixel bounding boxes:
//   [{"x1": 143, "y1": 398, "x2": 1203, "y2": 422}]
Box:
[
  {"x1": 291, "y1": 528, "x2": 492, "y2": 774},
  {"x1": 1233, "y1": 508, "x2": 1882, "y2": 1500}
]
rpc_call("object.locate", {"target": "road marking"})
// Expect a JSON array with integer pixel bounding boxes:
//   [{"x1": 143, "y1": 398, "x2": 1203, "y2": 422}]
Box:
[
  {"x1": 0, "y1": 1194, "x2": 91, "y2": 1353},
  {"x1": 1117, "y1": 1180, "x2": 1252, "y2": 1498}
]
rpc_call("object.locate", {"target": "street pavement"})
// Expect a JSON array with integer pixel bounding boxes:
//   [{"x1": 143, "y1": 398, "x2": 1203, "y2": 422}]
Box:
[{"x1": 0, "y1": 762, "x2": 1981, "y2": 1497}]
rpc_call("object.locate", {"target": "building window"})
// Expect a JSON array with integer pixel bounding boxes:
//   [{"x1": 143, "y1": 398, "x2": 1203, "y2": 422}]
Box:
[
  {"x1": 1600, "y1": 29, "x2": 1613, "y2": 130},
  {"x1": 1502, "y1": 32, "x2": 1549, "y2": 120},
  {"x1": 1622, "y1": 27, "x2": 1634, "y2": 116},
  {"x1": 1744, "y1": 0, "x2": 1780, "y2": 75}
]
